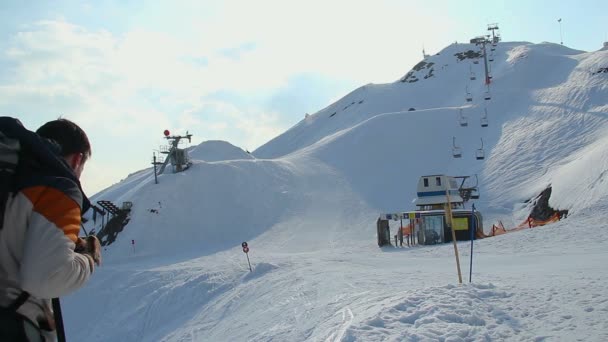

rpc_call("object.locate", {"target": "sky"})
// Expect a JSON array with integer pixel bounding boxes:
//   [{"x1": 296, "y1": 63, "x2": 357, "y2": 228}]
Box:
[{"x1": 1, "y1": 0, "x2": 607, "y2": 194}]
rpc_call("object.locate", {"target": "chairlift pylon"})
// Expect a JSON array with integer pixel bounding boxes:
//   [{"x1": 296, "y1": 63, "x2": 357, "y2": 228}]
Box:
[
  {"x1": 481, "y1": 108, "x2": 489, "y2": 127},
  {"x1": 458, "y1": 109, "x2": 468, "y2": 127},
  {"x1": 452, "y1": 136, "x2": 462, "y2": 158},
  {"x1": 476, "y1": 138, "x2": 485, "y2": 160}
]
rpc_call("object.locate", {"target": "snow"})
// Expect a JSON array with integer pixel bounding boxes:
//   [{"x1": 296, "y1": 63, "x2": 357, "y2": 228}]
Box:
[
  {"x1": 187, "y1": 140, "x2": 254, "y2": 162},
  {"x1": 64, "y1": 41, "x2": 608, "y2": 341}
]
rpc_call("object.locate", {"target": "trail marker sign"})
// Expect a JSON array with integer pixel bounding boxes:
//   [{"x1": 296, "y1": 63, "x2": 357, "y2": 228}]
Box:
[{"x1": 241, "y1": 241, "x2": 252, "y2": 272}]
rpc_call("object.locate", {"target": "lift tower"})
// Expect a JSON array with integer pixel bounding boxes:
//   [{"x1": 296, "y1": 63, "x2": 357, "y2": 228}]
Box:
[
  {"x1": 487, "y1": 23, "x2": 500, "y2": 43},
  {"x1": 156, "y1": 130, "x2": 193, "y2": 175}
]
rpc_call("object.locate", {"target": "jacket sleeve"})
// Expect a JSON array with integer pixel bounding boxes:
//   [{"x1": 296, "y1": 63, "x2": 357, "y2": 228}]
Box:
[{"x1": 19, "y1": 186, "x2": 93, "y2": 299}]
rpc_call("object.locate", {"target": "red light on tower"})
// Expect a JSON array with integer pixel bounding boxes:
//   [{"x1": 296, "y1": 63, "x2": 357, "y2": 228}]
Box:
[{"x1": 163, "y1": 129, "x2": 170, "y2": 137}]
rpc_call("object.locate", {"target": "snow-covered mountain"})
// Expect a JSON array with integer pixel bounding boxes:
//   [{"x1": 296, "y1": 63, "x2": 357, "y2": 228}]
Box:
[{"x1": 66, "y1": 41, "x2": 608, "y2": 341}]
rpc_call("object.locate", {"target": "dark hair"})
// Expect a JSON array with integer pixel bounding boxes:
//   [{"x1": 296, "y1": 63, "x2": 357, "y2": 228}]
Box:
[{"x1": 36, "y1": 118, "x2": 92, "y2": 161}]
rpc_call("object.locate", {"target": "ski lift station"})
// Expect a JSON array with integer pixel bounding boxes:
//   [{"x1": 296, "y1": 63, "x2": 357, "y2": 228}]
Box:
[{"x1": 377, "y1": 175, "x2": 484, "y2": 247}]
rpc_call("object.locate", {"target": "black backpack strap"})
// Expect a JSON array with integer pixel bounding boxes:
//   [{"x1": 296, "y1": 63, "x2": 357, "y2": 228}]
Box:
[
  {"x1": 52, "y1": 298, "x2": 66, "y2": 342},
  {"x1": 7, "y1": 291, "x2": 30, "y2": 311},
  {"x1": 0, "y1": 186, "x2": 8, "y2": 231}
]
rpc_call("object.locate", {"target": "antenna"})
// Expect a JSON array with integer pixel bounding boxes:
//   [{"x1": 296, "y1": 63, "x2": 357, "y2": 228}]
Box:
[
  {"x1": 558, "y1": 18, "x2": 563, "y2": 45},
  {"x1": 422, "y1": 45, "x2": 429, "y2": 59}
]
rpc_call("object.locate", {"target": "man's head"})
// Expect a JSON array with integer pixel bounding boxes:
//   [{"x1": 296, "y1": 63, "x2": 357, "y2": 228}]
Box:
[{"x1": 36, "y1": 118, "x2": 91, "y2": 178}]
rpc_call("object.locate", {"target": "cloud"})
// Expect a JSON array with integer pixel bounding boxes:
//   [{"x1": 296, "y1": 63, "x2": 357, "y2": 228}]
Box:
[
  {"x1": 0, "y1": 1, "x2": 459, "y2": 194},
  {"x1": 220, "y1": 42, "x2": 257, "y2": 60}
]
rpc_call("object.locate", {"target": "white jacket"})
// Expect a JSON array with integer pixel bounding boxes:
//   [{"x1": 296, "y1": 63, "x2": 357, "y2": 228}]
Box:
[{"x1": 0, "y1": 176, "x2": 93, "y2": 339}]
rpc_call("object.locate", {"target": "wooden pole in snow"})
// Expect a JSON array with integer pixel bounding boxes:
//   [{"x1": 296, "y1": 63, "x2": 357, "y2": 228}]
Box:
[{"x1": 446, "y1": 189, "x2": 463, "y2": 284}]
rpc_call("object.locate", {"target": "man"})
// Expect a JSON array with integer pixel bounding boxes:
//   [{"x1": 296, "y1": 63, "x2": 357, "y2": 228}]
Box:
[
  {"x1": 0, "y1": 118, "x2": 101, "y2": 341},
  {"x1": 397, "y1": 225, "x2": 404, "y2": 247}
]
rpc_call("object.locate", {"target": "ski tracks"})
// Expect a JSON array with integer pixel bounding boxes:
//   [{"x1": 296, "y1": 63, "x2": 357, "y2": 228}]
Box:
[{"x1": 326, "y1": 307, "x2": 354, "y2": 342}]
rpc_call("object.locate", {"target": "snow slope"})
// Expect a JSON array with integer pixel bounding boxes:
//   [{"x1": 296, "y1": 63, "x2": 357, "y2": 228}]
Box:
[
  {"x1": 187, "y1": 140, "x2": 254, "y2": 162},
  {"x1": 64, "y1": 41, "x2": 608, "y2": 341}
]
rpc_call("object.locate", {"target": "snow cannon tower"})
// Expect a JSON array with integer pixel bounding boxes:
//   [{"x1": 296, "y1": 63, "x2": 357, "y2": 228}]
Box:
[{"x1": 157, "y1": 129, "x2": 193, "y2": 174}]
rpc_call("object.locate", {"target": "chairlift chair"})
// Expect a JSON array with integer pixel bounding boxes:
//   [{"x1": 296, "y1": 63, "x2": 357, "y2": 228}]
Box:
[
  {"x1": 470, "y1": 189, "x2": 480, "y2": 199},
  {"x1": 484, "y1": 91, "x2": 491, "y2": 100},
  {"x1": 452, "y1": 137, "x2": 462, "y2": 158},
  {"x1": 481, "y1": 108, "x2": 489, "y2": 127},
  {"x1": 458, "y1": 109, "x2": 468, "y2": 127},
  {"x1": 476, "y1": 138, "x2": 485, "y2": 160},
  {"x1": 473, "y1": 60, "x2": 479, "y2": 65},
  {"x1": 470, "y1": 72, "x2": 476, "y2": 80},
  {"x1": 465, "y1": 86, "x2": 473, "y2": 102}
]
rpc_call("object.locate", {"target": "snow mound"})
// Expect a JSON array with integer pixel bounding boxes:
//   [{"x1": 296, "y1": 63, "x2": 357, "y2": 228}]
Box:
[
  {"x1": 243, "y1": 262, "x2": 279, "y2": 282},
  {"x1": 343, "y1": 284, "x2": 520, "y2": 341},
  {"x1": 188, "y1": 140, "x2": 254, "y2": 162}
]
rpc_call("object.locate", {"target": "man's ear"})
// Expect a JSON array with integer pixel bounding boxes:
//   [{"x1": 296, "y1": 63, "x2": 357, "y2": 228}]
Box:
[{"x1": 66, "y1": 153, "x2": 84, "y2": 170}]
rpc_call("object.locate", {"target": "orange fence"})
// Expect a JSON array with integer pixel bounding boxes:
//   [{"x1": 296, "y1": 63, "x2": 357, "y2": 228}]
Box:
[{"x1": 490, "y1": 213, "x2": 561, "y2": 237}]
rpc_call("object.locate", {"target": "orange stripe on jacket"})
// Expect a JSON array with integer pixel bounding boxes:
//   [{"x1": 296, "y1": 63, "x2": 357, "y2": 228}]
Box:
[{"x1": 22, "y1": 186, "x2": 81, "y2": 242}]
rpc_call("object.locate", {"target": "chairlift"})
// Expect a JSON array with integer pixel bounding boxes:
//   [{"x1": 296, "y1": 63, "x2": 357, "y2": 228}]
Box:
[
  {"x1": 489, "y1": 54, "x2": 494, "y2": 62},
  {"x1": 476, "y1": 138, "x2": 485, "y2": 160},
  {"x1": 452, "y1": 137, "x2": 462, "y2": 158},
  {"x1": 465, "y1": 86, "x2": 473, "y2": 102},
  {"x1": 481, "y1": 108, "x2": 489, "y2": 127},
  {"x1": 484, "y1": 90, "x2": 491, "y2": 100},
  {"x1": 458, "y1": 109, "x2": 468, "y2": 127},
  {"x1": 470, "y1": 188, "x2": 480, "y2": 199},
  {"x1": 469, "y1": 66, "x2": 476, "y2": 80},
  {"x1": 473, "y1": 60, "x2": 479, "y2": 65},
  {"x1": 454, "y1": 174, "x2": 480, "y2": 201}
]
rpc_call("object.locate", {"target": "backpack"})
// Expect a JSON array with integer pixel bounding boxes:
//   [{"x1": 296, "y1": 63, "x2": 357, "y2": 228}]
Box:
[
  {"x1": 0, "y1": 121, "x2": 20, "y2": 230},
  {"x1": 0, "y1": 116, "x2": 90, "y2": 230}
]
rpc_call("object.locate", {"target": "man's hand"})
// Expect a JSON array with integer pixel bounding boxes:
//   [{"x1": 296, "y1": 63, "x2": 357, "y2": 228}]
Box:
[{"x1": 75, "y1": 235, "x2": 102, "y2": 267}]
